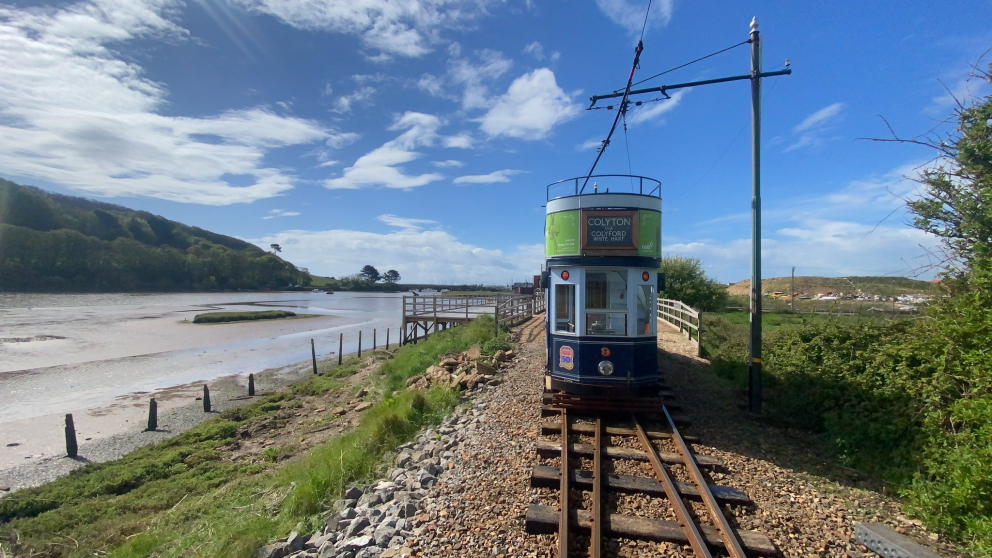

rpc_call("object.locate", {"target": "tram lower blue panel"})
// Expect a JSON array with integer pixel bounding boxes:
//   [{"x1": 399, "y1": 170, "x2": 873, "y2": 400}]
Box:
[{"x1": 550, "y1": 334, "x2": 658, "y2": 387}]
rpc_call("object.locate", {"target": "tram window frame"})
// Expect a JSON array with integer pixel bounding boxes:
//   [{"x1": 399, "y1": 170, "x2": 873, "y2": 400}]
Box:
[
  {"x1": 554, "y1": 283, "x2": 576, "y2": 333},
  {"x1": 636, "y1": 283, "x2": 656, "y2": 336},
  {"x1": 584, "y1": 270, "x2": 628, "y2": 336}
]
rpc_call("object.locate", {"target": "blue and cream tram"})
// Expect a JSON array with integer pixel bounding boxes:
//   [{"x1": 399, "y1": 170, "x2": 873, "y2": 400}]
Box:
[{"x1": 542, "y1": 175, "x2": 662, "y2": 397}]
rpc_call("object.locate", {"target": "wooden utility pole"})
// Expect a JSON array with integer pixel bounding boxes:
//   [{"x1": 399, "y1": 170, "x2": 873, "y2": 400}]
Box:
[{"x1": 791, "y1": 266, "x2": 796, "y2": 312}]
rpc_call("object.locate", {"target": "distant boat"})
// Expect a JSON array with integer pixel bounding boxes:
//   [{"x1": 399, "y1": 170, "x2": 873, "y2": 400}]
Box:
[
  {"x1": 312, "y1": 289, "x2": 321, "y2": 293},
  {"x1": 326, "y1": 289, "x2": 334, "y2": 294}
]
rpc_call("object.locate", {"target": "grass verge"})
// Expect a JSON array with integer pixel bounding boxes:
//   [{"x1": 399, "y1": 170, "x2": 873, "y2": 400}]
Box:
[
  {"x1": 192, "y1": 310, "x2": 297, "y2": 324},
  {"x1": 0, "y1": 316, "x2": 498, "y2": 557}
]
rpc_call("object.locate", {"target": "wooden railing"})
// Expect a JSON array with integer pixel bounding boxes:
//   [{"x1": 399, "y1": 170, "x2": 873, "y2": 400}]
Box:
[
  {"x1": 657, "y1": 298, "x2": 702, "y2": 357},
  {"x1": 402, "y1": 293, "x2": 544, "y2": 344}
]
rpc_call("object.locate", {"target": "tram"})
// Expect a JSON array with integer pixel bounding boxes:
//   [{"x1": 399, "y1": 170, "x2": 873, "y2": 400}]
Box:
[{"x1": 541, "y1": 175, "x2": 663, "y2": 397}]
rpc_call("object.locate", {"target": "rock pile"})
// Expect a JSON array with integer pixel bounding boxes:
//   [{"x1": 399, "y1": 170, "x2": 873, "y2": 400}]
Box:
[
  {"x1": 404, "y1": 347, "x2": 514, "y2": 392},
  {"x1": 254, "y1": 346, "x2": 513, "y2": 558}
]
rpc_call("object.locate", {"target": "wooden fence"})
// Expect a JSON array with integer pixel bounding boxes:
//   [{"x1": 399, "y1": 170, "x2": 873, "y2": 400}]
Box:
[
  {"x1": 657, "y1": 298, "x2": 702, "y2": 357},
  {"x1": 402, "y1": 292, "x2": 546, "y2": 344}
]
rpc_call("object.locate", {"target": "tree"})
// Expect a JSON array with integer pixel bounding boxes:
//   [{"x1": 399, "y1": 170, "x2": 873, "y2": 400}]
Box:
[
  {"x1": 658, "y1": 255, "x2": 727, "y2": 312},
  {"x1": 382, "y1": 269, "x2": 400, "y2": 283},
  {"x1": 270, "y1": 243, "x2": 281, "y2": 254},
  {"x1": 359, "y1": 264, "x2": 381, "y2": 283}
]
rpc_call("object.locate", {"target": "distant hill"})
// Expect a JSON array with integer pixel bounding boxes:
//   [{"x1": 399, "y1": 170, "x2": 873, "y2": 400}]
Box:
[
  {"x1": 0, "y1": 179, "x2": 310, "y2": 292},
  {"x1": 727, "y1": 275, "x2": 936, "y2": 297}
]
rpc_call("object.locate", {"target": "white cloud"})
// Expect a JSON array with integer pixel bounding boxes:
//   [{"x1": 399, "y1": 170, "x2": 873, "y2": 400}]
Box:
[
  {"x1": 324, "y1": 112, "x2": 447, "y2": 190},
  {"x1": 332, "y1": 86, "x2": 376, "y2": 113},
  {"x1": 262, "y1": 208, "x2": 301, "y2": 219},
  {"x1": 785, "y1": 102, "x2": 844, "y2": 152},
  {"x1": 432, "y1": 159, "x2": 464, "y2": 168},
  {"x1": 479, "y1": 69, "x2": 581, "y2": 139},
  {"x1": 595, "y1": 0, "x2": 673, "y2": 35},
  {"x1": 453, "y1": 169, "x2": 522, "y2": 184},
  {"x1": 249, "y1": 220, "x2": 544, "y2": 283},
  {"x1": 230, "y1": 0, "x2": 493, "y2": 58},
  {"x1": 0, "y1": 0, "x2": 330, "y2": 205},
  {"x1": 667, "y1": 219, "x2": 938, "y2": 282},
  {"x1": 377, "y1": 213, "x2": 438, "y2": 231},
  {"x1": 625, "y1": 89, "x2": 687, "y2": 126},
  {"x1": 523, "y1": 41, "x2": 543, "y2": 59},
  {"x1": 450, "y1": 50, "x2": 514, "y2": 110},
  {"x1": 577, "y1": 138, "x2": 604, "y2": 151},
  {"x1": 673, "y1": 161, "x2": 942, "y2": 282},
  {"x1": 442, "y1": 133, "x2": 474, "y2": 149},
  {"x1": 417, "y1": 74, "x2": 444, "y2": 97}
]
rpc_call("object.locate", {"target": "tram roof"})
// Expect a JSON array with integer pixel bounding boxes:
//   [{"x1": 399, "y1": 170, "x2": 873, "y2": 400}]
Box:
[{"x1": 546, "y1": 174, "x2": 661, "y2": 202}]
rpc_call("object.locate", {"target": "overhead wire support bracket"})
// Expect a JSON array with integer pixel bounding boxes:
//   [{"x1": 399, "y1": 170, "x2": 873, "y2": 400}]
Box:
[{"x1": 587, "y1": 68, "x2": 792, "y2": 108}]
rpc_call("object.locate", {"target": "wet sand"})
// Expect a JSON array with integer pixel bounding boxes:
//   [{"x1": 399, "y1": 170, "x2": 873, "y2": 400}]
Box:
[{"x1": 0, "y1": 357, "x2": 316, "y2": 491}]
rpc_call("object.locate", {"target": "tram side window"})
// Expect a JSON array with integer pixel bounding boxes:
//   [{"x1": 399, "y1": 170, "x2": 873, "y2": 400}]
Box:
[
  {"x1": 636, "y1": 284, "x2": 655, "y2": 335},
  {"x1": 554, "y1": 284, "x2": 575, "y2": 333},
  {"x1": 585, "y1": 271, "x2": 627, "y2": 336}
]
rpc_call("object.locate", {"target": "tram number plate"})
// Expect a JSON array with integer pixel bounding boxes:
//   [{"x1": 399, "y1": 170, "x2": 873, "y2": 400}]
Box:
[{"x1": 584, "y1": 212, "x2": 634, "y2": 247}]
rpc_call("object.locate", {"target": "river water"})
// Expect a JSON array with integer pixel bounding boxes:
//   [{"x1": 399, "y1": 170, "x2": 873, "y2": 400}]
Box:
[{"x1": 0, "y1": 291, "x2": 405, "y2": 425}]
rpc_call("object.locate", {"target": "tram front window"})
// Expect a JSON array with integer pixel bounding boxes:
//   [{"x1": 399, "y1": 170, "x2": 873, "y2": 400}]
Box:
[
  {"x1": 585, "y1": 271, "x2": 627, "y2": 335},
  {"x1": 554, "y1": 284, "x2": 575, "y2": 333}
]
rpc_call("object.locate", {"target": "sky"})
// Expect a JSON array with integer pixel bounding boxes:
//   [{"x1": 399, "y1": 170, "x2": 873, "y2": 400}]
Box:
[{"x1": 1, "y1": 0, "x2": 991, "y2": 284}]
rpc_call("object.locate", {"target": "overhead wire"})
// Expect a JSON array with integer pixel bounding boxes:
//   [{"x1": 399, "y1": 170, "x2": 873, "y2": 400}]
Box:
[
  {"x1": 580, "y1": 0, "x2": 651, "y2": 190},
  {"x1": 672, "y1": 64, "x2": 787, "y2": 199},
  {"x1": 629, "y1": 39, "x2": 750, "y2": 89}
]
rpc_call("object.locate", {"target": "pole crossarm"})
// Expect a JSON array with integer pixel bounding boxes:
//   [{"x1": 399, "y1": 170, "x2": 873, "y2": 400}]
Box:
[{"x1": 588, "y1": 69, "x2": 791, "y2": 108}]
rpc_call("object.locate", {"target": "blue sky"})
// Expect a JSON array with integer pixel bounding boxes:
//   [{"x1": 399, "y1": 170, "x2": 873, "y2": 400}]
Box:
[{"x1": 1, "y1": 0, "x2": 990, "y2": 284}]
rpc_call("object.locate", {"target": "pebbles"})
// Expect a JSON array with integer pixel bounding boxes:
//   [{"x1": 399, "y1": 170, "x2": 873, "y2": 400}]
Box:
[{"x1": 259, "y1": 316, "x2": 960, "y2": 558}]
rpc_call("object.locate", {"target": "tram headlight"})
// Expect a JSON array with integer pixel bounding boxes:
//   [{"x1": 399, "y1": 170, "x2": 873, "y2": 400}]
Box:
[{"x1": 598, "y1": 360, "x2": 614, "y2": 376}]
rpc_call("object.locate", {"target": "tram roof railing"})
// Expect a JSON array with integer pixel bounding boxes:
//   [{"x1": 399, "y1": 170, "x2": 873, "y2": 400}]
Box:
[{"x1": 546, "y1": 174, "x2": 661, "y2": 202}]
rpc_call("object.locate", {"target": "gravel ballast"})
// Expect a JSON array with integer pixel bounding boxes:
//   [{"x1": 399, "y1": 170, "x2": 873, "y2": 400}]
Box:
[{"x1": 271, "y1": 316, "x2": 960, "y2": 558}]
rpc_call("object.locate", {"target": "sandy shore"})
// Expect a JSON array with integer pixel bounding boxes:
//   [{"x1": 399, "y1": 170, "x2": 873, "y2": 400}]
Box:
[{"x1": 0, "y1": 356, "x2": 318, "y2": 492}]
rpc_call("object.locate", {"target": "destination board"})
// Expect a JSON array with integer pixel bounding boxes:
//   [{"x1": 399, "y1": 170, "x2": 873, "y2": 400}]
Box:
[{"x1": 580, "y1": 210, "x2": 637, "y2": 252}]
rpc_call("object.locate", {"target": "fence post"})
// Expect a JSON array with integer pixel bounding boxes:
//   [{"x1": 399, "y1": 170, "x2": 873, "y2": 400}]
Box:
[
  {"x1": 358, "y1": 331, "x2": 362, "y2": 357},
  {"x1": 338, "y1": 333, "x2": 343, "y2": 364},
  {"x1": 386, "y1": 328, "x2": 390, "y2": 350},
  {"x1": 697, "y1": 311, "x2": 703, "y2": 358},
  {"x1": 311, "y1": 338, "x2": 318, "y2": 374},
  {"x1": 248, "y1": 373, "x2": 255, "y2": 396},
  {"x1": 65, "y1": 414, "x2": 78, "y2": 458},
  {"x1": 202, "y1": 385, "x2": 211, "y2": 412},
  {"x1": 146, "y1": 398, "x2": 157, "y2": 431},
  {"x1": 373, "y1": 329, "x2": 377, "y2": 351}
]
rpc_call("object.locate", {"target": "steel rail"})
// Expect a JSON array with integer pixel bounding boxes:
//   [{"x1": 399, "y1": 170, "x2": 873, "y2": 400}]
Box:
[
  {"x1": 559, "y1": 410, "x2": 570, "y2": 558},
  {"x1": 663, "y1": 406, "x2": 748, "y2": 558},
  {"x1": 632, "y1": 415, "x2": 712, "y2": 558},
  {"x1": 592, "y1": 415, "x2": 604, "y2": 558}
]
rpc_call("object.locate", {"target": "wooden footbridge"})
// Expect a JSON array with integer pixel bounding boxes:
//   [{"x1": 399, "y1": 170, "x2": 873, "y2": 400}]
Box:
[{"x1": 401, "y1": 293, "x2": 545, "y2": 344}]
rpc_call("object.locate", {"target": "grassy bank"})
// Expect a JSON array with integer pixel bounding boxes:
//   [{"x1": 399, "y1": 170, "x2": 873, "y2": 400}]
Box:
[
  {"x1": 0, "y1": 316, "x2": 503, "y2": 557},
  {"x1": 192, "y1": 310, "x2": 297, "y2": 323},
  {"x1": 700, "y1": 311, "x2": 991, "y2": 554}
]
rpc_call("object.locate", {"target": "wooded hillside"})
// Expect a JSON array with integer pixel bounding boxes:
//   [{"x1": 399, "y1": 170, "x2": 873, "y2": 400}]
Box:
[{"x1": 0, "y1": 179, "x2": 310, "y2": 292}]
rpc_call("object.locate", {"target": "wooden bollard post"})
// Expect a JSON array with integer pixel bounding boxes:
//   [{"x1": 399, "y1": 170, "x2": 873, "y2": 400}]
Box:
[
  {"x1": 358, "y1": 331, "x2": 362, "y2": 357},
  {"x1": 311, "y1": 338, "x2": 318, "y2": 375},
  {"x1": 202, "y1": 385, "x2": 211, "y2": 412},
  {"x1": 65, "y1": 414, "x2": 78, "y2": 458},
  {"x1": 248, "y1": 373, "x2": 255, "y2": 396},
  {"x1": 386, "y1": 328, "x2": 390, "y2": 350},
  {"x1": 338, "y1": 333, "x2": 343, "y2": 365},
  {"x1": 373, "y1": 329, "x2": 377, "y2": 351},
  {"x1": 146, "y1": 398, "x2": 157, "y2": 431}
]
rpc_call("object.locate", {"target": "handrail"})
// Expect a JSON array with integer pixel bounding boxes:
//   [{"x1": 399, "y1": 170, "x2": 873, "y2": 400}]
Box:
[
  {"x1": 656, "y1": 298, "x2": 702, "y2": 357},
  {"x1": 546, "y1": 174, "x2": 662, "y2": 201}
]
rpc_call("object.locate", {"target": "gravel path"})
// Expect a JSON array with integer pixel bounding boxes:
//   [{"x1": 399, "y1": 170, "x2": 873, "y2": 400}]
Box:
[
  {"x1": 403, "y1": 317, "x2": 961, "y2": 558},
  {"x1": 0, "y1": 360, "x2": 316, "y2": 494}
]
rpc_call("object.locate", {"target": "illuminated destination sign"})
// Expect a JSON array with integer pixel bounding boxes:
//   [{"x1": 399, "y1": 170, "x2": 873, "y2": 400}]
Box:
[{"x1": 584, "y1": 212, "x2": 635, "y2": 247}]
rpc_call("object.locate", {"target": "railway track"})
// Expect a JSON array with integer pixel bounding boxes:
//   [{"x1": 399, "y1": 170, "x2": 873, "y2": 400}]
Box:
[{"x1": 525, "y1": 391, "x2": 776, "y2": 557}]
